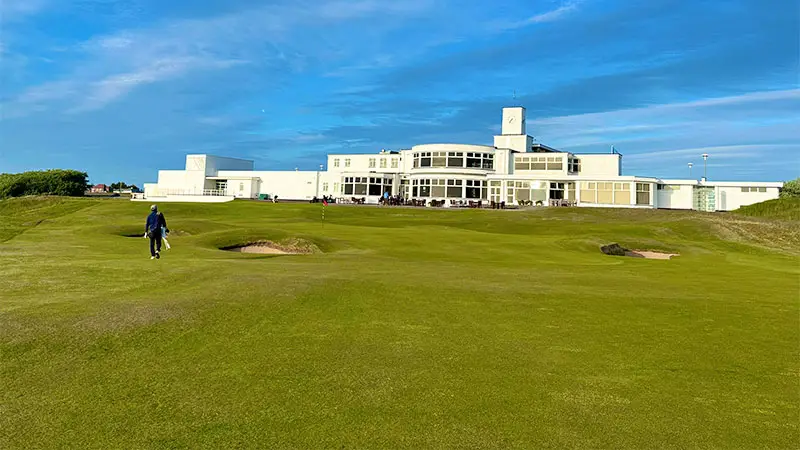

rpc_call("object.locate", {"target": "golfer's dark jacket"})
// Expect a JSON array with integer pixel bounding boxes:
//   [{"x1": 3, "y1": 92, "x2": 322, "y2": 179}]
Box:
[{"x1": 145, "y1": 212, "x2": 167, "y2": 234}]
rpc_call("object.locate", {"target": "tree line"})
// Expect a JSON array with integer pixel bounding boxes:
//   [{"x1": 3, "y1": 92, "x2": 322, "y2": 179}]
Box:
[{"x1": 0, "y1": 170, "x2": 90, "y2": 199}]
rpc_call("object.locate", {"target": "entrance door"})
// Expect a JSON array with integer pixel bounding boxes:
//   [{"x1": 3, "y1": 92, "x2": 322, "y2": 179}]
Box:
[{"x1": 693, "y1": 187, "x2": 716, "y2": 212}]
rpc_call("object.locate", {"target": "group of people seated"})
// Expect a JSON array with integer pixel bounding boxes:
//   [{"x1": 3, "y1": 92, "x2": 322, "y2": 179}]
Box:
[
  {"x1": 379, "y1": 194, "x2": 405, "y2": 206},
  {"x1": 310, "y1": 195, "x2": 336, "y2": 204}
]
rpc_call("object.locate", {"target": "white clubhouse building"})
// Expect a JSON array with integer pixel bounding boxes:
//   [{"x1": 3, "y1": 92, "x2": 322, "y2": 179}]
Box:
[{"x1": 138, "y1": 106, "x2": 783, "y2": 212}]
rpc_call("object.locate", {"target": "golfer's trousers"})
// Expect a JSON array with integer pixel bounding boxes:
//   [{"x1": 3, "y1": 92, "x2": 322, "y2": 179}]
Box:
[{"x1": 149, "y1": 232, "x2": 162, "y2": 256}]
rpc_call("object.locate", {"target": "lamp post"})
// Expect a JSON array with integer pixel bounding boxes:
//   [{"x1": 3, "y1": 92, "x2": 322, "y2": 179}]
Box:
[
  {"x1": 702, "y1": 153, "x2": 709, "y2": 181},
  {"x1": 688, "y1": 162, "x2": 693, "y2": 179}
]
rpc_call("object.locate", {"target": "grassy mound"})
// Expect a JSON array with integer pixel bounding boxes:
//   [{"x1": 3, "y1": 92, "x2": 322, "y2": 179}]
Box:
[
  {"x1": 733, "y1": 197, "x2": 800, "y2": 220},
  {"x1": 1, "y1": 198, "x2": 797, "y2": 448}
]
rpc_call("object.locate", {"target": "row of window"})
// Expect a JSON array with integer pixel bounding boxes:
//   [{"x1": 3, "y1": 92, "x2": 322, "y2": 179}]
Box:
[
  {"x1": 578, "y1": 182, "x2": 650, "y2": 205},
  {"x1": 410, "y1": 178, "x2": 489, "y2": 199},
  {"x1": 741, "y1": 187, "x2": 768, "y2": 193},
  {"x1": 343, "y1": 177, "x2": 392, "y2": 184},
  {"x1": 514, "y1": 156, "x2": 563, "y2": 171},
  {"x1": 412, "y1": 151, "x2": 494, "y2": 170},
  {"x1": 332, "y1": 158, "x2": 400, "y2": 169}
]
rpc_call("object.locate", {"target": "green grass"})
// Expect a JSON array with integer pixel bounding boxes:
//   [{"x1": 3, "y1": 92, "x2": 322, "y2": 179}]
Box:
[
  {"x1": 734, "y1": 197, "x2": 800, "y2": 221},
  {"x1": 1, "y1": 197, "x2": 798, "y2": 448}
]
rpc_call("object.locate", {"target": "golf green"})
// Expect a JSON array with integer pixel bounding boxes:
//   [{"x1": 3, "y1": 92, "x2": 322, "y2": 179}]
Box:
[{"x1": 1, "y1": 197, "x2": 798, "y2": 448}]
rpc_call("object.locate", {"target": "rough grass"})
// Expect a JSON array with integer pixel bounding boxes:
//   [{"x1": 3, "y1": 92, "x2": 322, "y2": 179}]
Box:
[
  {"x1": 734, "y1": 197, "x2": 800, "y2": 220},
  {"x1": 1, "y1": 198, "x2": 798, "y2": 448}
]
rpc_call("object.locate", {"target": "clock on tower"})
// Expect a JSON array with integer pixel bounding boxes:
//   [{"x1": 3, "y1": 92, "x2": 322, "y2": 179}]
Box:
[{"x1": 501, "y1": 107, "x2": 526, "y2": 135}]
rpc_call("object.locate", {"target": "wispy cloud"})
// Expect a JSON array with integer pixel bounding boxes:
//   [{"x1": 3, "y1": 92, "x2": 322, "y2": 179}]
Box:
[
  {"x1": 625, "y1": 144, "x2": 798, "y2": 162},
  {"x1": 0, "y1": 0, "x2": 47, "y2": 21},
  {"x1": 3, "y1": 0, "x2": 434, "y2": 117},
  {"x1": 490, "y1": 1, "x2": 580, "y2": 31}
]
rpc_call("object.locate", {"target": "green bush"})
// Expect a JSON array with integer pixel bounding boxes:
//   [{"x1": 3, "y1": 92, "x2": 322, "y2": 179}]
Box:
[
  {"x1": 0, "y1": 170, "x2": 89, "y2": 199},
  {"x1": 780, "y1": 177, "x2": 800, "y2": 198}
]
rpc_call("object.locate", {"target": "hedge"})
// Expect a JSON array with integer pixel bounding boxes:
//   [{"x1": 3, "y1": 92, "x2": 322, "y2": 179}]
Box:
[{"x1": 0, "y1": 170, "x2": 90, "y2": 199}]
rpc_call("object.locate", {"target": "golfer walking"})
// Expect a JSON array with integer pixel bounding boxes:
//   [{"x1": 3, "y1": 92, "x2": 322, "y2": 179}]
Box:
[{"x1": 145, "y1": 205, "x2": 168, "y2": 260}]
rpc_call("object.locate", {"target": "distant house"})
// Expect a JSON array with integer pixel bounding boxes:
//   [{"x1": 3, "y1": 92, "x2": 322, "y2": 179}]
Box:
[{"x1": 90, "y1": 184, "x2": 109, "y2": 193}]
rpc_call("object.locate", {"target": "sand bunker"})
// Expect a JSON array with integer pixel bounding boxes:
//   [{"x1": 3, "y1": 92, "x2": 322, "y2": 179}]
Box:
[
  {"x1": 623, "y1": 250, "x2": 679, "y2": 260},
  {"x1": 227, "y1": 244, "x2": 289, "y2": 254},
  {"x1": 601, "y1": 243, "x2": 679, "y2": 260},
  {"x1": 222, "y1": 238, "x2": 320, "y2": 255}
]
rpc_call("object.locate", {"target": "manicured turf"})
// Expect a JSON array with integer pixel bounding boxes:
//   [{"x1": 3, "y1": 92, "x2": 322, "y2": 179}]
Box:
[{"x1": 1, "y1": 197, "x2": 798, "y2": 448}]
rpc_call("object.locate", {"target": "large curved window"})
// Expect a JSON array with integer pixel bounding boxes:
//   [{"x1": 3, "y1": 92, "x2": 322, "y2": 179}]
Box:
[
  {"x1": 342, "y1": 176, "x2": 392, "y2": 197},
  {"x1": 412, "y1": 151, "x2": 493, "y2": 170},
  {"x1": 411, "y1": 178, "x2": 487, "y2": 199}
]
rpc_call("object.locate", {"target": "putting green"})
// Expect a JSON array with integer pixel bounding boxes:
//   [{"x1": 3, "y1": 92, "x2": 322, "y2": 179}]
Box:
[{"x1": 1, "y1": 197, "x2": 798, "y2": 448}]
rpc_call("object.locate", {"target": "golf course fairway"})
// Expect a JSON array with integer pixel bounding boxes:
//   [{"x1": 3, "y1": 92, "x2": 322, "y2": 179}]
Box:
[{"x1": 1, "y1": 197, "x2": 798, "y2": 448}]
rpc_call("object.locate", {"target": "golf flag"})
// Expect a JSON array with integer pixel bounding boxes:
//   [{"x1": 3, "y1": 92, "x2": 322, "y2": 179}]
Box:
[{"x1": 323, "y1": 199, "x2": 328, "y2": 206}]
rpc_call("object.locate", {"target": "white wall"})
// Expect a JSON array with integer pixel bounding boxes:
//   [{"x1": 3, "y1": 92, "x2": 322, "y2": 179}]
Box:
[
  {"x1": 133, "y1": 195, "x2": 234, "y2": 203},
  {"x1": 575, "y1": 154, "x2": 621, "y2": 177},
  {"x1": 717, "y1": 186, "x2": 780, "y2": 211},
  {"x1": 204, "y1": 155, "x2": 254, "y2": 176},
  {"x1": 250, "y1": 171, "x2": 320, "y2": 200},
  {"x1": 493, "y1": 135, "x2": 531, "y2": 153},
  {"x1": 157, "y1": 170, "x2": 187, "y2": 189},
  {"x1": 656, "y1": 185, "x2": 694, "y2": 210},
  {"x1": 494, "y1": 149, "x2": 514, "y2": 175}
]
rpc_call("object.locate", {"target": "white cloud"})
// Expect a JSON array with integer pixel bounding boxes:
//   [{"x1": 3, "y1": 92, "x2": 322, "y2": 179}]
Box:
[
  {"x1": 624, "y1": 144, "x2": 797, "y2": 162},
  {"x1": 5, "y1": 0, "x2": 434, "y2": 117},
  {"x1": 531, "y1": 89, "x2": 800, "y2": 129},
  {"x1": 0, "y1": 0, "x2": 47, "y2": 21},
  {"x1": 490, "y1": 1, "x2": 580, "y2": 31},
  {"x1": 525, "y1": 89, "x2": 800, "y2": 179}
]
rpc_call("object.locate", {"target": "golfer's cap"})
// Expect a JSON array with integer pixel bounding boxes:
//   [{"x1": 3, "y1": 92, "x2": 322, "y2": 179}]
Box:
[{"x1": 150, "y1": 204, "x2": 158, "y2": 211}]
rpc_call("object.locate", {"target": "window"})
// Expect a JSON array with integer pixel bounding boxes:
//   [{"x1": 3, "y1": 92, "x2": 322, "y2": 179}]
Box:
[
  {"x1": 380, "y1": 158, "x2": 387, "y2": 168},
  {"x1": 532, "y1": 157, "x2": 546, "y2": 170},
  {"x1": 466, "y1": 153, "x2": 482, "y2": 168},
  {"x1": 333, "y1": 159, "x2": 340, "y2": 168},
  {"x1": 447, "y1": 152, "x2": 464, "y2": 168},
  {"x1": 658, "y1": 185, "x2": 680, "y2": 191},
  {"x1": 550, "y1": 182, "x2": 566, "y2": 200},
  {"x1": 568, "y1": 158, "x2": 581, "y2": 173},
  {"x1": 391, "y1": 158, "x2": 398, "y2": 168},
  {"x1": 758, "y1": 187, "x2": 767, "y2": 193},
  {"x1": 597, "y1": 182, "x2": 613, "y2": 204},
  {"x1": 420, "y1": 152, "x2": 432, "y2": 167},
  {"x1": 322, "y1": 183, "x2": 329, "y2": 192},
  {"x1": 447, "y1": 179, "x2": 464, "y2": 198},
  {"x1": 580, "y1": 182, "x2": 596, "y2": 203},
  {"x1": 515, "y1": 157, "x2": 531, "y2": 171},
  {"x1": 636, "y1": 183, "x2": 651, "y2": 205},
  {"x1": 239, "y1": 183, "x2": 244, "y2": 192},
  {"x1": 546, "y1": 157, "x2": 563, "y2": 170},
  {"x1": 369, "y1": 158, "x2": 376, "y2": 168},
  {"x1": 334, "y1": 182, "x2": 340, "y2": 193},
  {"x1": 614, "y1": 183, "x2": 631, "y2": 205},
  {"x1": 345, "y1": 159, "x2": 351, "y2": 167}
]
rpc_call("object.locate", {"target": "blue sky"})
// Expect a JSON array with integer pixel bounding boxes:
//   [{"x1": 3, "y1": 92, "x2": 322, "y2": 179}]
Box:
[{"x1": 1, "y1": 0, "x2": 798, "y2": 185}]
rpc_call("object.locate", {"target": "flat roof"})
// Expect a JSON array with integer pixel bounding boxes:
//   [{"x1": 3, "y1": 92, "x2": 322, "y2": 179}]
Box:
[
  {"x1": 187, "y1": 154, "x2": 254, "y2": 162},
  {"x1": 651, "y1": 179, "x2": 783, "y2": 187}
]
